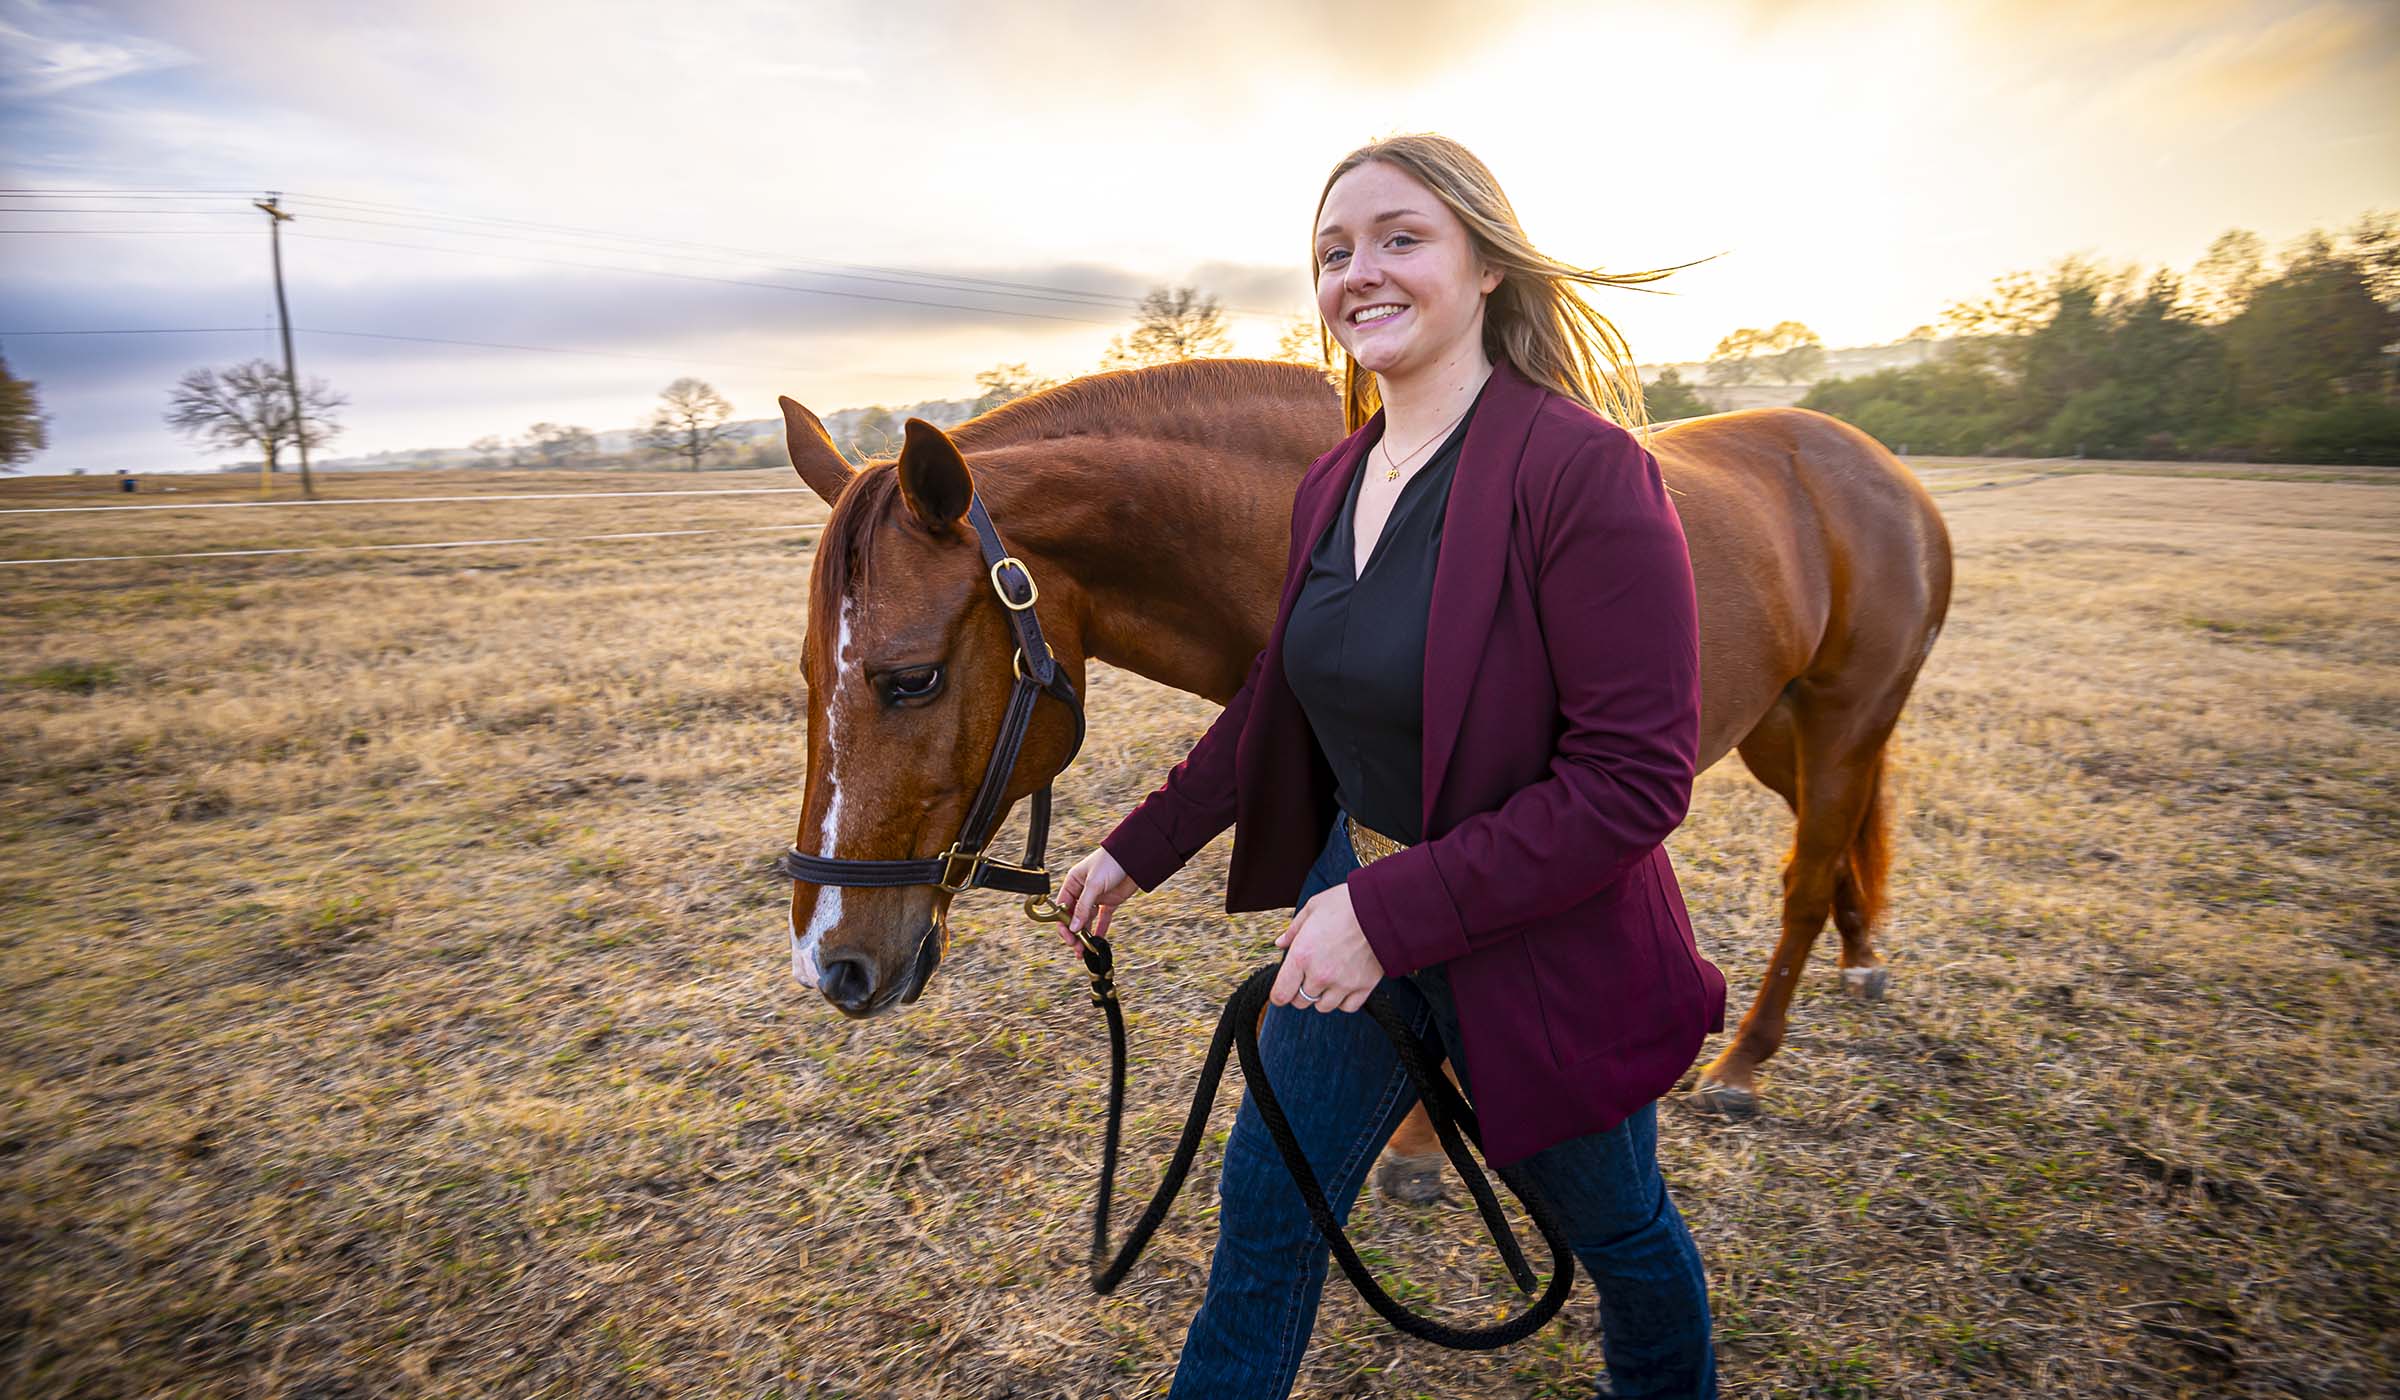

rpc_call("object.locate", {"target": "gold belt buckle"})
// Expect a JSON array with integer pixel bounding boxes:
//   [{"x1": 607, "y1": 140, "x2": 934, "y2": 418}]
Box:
[{"x1": 1344, "y1": 814, "x2": 1410, "y2": 866}]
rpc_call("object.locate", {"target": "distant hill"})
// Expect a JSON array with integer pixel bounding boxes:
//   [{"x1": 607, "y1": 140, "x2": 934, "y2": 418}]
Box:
[
  {"x1": 272, "y1": 336, "x2": 1976, "y2": 473},
  {"x1": 1636, "y1": 334, "x2": 1959, "y2": 412},
  {"x1": 285, "y1": 394, "x2": 983, "y2": 474}
]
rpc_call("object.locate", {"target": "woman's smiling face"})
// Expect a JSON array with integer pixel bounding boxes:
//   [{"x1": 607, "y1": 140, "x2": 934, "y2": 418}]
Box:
[{"x1": 1313, "y1": 159, "x2": 1500, "y2": 383}]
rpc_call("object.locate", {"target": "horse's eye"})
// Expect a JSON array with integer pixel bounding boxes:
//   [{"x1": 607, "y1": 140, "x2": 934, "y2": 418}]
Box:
[{"x1": 887, "y1": 666, "x2": 943, "y2": 702}]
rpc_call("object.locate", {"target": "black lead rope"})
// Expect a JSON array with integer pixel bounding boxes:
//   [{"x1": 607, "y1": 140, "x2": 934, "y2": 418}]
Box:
[
  {"x1": 765, "y1": 480, "x2": 1571, "y2": 1347},
  {"x1": 1067, "y1": 931, "x2": 1578, "y2": 1350}
]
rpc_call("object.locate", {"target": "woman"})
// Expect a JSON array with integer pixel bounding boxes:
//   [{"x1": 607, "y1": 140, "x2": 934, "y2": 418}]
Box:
[{"x1": 1057, "y1": 133, "x2": 1725, "y2": 1399}]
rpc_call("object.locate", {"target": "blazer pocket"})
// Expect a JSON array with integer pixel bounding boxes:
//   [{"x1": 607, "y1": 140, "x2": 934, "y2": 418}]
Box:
[{"x1": 1526, "y1": 864, "x2": 1674, "y2": 1069}]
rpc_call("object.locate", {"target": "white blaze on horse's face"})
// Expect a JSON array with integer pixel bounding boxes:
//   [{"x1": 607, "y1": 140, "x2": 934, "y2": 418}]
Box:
[{"x1": 790, "y1": 590, "x2": 861, "y2": 989}]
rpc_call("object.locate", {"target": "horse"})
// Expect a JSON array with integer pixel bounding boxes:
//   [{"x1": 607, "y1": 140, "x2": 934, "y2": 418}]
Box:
[{"x1": 775, "y1": 358, "x2": 1952, "y2": 1184}]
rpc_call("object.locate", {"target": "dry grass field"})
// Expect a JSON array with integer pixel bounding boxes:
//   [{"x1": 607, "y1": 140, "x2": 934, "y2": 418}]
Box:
[{"x1": 2, "y1": 458, "x2": 2394, "y2": 1399}]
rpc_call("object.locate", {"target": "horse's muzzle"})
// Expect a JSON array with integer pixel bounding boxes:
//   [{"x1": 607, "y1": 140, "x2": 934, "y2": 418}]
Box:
[{"x1": 822, "y1": 918, "x2": 945, "y2": 1017}]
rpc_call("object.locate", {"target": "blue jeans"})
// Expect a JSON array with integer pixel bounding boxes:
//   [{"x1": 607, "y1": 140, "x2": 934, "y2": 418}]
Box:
[{"x1": 1167, "y1": 807, "x2": 1718, "y2": 1399}]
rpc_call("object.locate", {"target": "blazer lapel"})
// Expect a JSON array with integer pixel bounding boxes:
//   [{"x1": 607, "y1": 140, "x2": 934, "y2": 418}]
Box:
[
  {"x1": 1420, "y1": 359, "x2": 1544, "y2": 832},
  {"x1": 1276, "y1": 359, "x2": 1546, "y2": 836},
  {"x1": 1284, "y1": 412, "x2": 1378, "y2": 621}
]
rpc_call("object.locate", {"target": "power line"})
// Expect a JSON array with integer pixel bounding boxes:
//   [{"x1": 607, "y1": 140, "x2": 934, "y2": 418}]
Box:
[
  {"x1": 286, "y1": 201, "x2": 1148, "y2": 312},
  {"x1": 0, "y1": 486, "x2": 819, "y2": 516},
  {"x1": 0, "y1": 325, "x2": 894, "y2": 376},
  {"x1": 304, "y1": 326, "x2": 866, "y2": 372},
  {"x1": 0, "y1": 200, "x2": 1150, "y2": 315},
  {"x1": 301, "y1": 215, "x2": 1144, "y2": 314},
  {"x1": 282, "y1": 228, "x2": 1130, "y2": 327},
  {"x1": 282, "y1": 192, "x2": 1298, "y2": 316},
  {"x1": 0, "y1": 206, "x2": 252, "y2": 214},
  {"x1": 0, "y1": 189, "x2": 269, "y2": 196},
  {"x1": 4, "y1": 328, "x2": 265, "y2": 334},
  {"x1": 0, "y1": 523, "x2": 823, "y2": 569},
  {"x1": 0, "y1": 186, "x2": 1303, "y2": 321},
  {"x1": 5, "y1": 222, "x2": 1218, "y2": 329}
]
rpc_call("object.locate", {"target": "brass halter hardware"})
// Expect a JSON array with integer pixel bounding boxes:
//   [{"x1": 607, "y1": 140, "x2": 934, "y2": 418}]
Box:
[{"x1": 775, "y1": 491, "x2": 1085, "y2": 907}]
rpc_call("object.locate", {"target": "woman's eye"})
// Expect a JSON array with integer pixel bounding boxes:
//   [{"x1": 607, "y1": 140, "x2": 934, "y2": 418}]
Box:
[
  {"x1": 1388, "y1": 234, "x2": 1418, "y2": 248},
  {"x1": 887, "y1": 667, "x2": 942, "y2": 702},
  {"x1": 1320, "y1": 248, "x2": 1347, "y2": 266}
]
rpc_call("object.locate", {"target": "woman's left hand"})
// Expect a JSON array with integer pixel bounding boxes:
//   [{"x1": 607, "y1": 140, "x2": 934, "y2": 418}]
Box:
[{"x1": 1271, "y1": 881, "x2": 1386, "y2": 1014}]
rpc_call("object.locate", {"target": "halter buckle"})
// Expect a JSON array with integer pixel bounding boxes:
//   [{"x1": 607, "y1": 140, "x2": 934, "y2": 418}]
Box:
[
  {"x1": 936, "y1": 844, "x2": 989, "y2": 893},
  {"x1": 990, "y1": 556, "x2": 1038, "y2": 611}
]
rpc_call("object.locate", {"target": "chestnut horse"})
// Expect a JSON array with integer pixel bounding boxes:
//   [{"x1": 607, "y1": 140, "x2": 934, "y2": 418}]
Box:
[{"x1": 778, "y1": 358, "x2": 1951, "y2": 1179}]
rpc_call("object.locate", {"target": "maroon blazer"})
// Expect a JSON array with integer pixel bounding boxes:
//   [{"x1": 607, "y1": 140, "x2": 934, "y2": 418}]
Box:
[{"x1": 1099, "y1": 356, "x2": 1727, "y2": 1166}]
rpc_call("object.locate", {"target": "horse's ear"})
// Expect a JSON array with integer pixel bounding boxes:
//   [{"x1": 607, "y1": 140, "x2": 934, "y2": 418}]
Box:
[
  {"x1": 779, "y1": 395, "x2": 853, "y2": 505},
  {"x1": 894, "y1": 418, "x2": 973, "y2": 530}
]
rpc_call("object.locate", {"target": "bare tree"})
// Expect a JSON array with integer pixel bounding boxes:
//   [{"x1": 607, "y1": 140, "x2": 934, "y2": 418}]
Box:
[
  {"x1": 636, "y1": 378, "x2": 736, "y2": 471},
  {"x1": 1273, "y1": 314, "x2": 1330, "y2": 367},
  {"x1": 1705, "y1": 322, "x2": 1825, "y2": 387},
  {"x1": 164, "y1": 359, "x2": 345, "y2": 486},
  {"x1": 1100, "y1": 285, "x2": 1233, "y2": 369},
  {"x1": 1758, "y1": 321, "x2": 1826, "y2": 384},
  {"x1": 524, "y1": 422, "x2": 597, "y2": 469},
  {"x1": 0, "y1": 349, "x2": 48, "y2": 472},
  {"x1": 468, "y1": 434, "x2": 515, "y2": 469},
  {"x1": 839, "y1": 407, "x2": 899, "y2": 463},
  {"x1": 972, "y1": 363, "x2": 1059, "y2": 415},
  {"x1": 1703, "y1": 327, "x2": 1768, "y2": 386}
]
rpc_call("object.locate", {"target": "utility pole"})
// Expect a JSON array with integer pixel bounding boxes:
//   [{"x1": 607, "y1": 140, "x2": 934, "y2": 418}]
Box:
[{"x1": 253, "y1": 193, "x2": 316, "y2": 499}]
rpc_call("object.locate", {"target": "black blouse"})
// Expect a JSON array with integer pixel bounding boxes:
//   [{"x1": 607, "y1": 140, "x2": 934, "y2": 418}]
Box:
[{"x1": 1281, "y1": 385, "x2": 1486, "y2": 846}]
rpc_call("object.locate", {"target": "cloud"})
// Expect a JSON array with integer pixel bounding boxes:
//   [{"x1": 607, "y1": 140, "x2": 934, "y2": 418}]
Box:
[
  {"x1": 2041, "y1": 0, "x2": 2400, "y2": 144},
  {"x1": 0, "y1": 239, "x2": 1304, "y2": 470},
  {"x1": 4, "y1": 0, "x2": 2393, "y2": 474},
  {"x1": 2145, "y1": 3, "x2": 2398, "y2": 111},
  {"x1": 0, "y1": 0, "x2": 187, "y2": 99}
]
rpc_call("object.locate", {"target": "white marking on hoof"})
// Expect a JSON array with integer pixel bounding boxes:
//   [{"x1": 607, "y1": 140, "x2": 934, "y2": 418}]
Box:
[{"x1": 1842, "y1": 966, "x2": 1889, "y2": 1001}]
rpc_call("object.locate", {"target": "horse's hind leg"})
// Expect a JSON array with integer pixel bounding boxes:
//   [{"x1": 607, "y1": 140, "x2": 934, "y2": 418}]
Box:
[
  {"x1": 1691, "y1": 692, "x2": 1896, "y2": 1115},
  {"x1": 1375, "y1": 1099, "x2": 1451, "y2": 1204},
  {"x1": 1829, "y1": 749, "x2": 1892, "y2": 1001}
]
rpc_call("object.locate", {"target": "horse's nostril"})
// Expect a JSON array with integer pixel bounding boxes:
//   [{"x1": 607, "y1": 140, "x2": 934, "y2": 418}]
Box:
[{"x1": 821, "y1": 956, "x2": 877, "y2": 1008}]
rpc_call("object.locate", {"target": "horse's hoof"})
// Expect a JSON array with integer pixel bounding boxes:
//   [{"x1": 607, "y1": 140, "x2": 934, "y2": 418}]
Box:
[
  {"x1": 1373, "y1": 1151, "x2": 1447, "y2": 1205},
  {"x1": 1688, "y1": 1078, "x2": 1758, "y2": 1117},
  {"x1": 1841, "y1": 966, "x2": 1889, "y2": 1001}
]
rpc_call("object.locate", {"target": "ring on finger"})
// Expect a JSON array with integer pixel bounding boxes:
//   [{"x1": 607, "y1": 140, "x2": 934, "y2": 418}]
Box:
[{"x1": 1296, "y1": 985, "x2": 1321, "y2": 1005}]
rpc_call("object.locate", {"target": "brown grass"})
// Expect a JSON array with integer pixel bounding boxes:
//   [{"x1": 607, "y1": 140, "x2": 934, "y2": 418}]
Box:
[{"x1": 1, "y1": 462, "x2": 2394, "y2": 1398}]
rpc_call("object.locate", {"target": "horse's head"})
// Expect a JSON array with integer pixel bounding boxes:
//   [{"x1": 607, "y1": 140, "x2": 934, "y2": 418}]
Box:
[{"x1": 779, "y1": 397, "x2": 1085, "y2": 1016}]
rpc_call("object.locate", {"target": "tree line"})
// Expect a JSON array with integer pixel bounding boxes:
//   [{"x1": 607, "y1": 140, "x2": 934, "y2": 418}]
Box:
[
  {"x1": 7, "y1": 212, "x2": 2387, "y2": 480},
  {"x1": 1798, "y1": 212, "x2": 2398, "y2": 462}
]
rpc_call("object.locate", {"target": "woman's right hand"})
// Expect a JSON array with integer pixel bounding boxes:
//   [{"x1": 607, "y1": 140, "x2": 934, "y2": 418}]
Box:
[{"x1": 1056, "y1": 846, "x2": 1140, "y2": 950}]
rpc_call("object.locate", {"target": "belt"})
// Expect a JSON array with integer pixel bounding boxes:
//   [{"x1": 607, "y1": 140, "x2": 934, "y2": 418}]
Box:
[{"x1": 1345, "y1": 812, "x2": 1411, "y2": 866}]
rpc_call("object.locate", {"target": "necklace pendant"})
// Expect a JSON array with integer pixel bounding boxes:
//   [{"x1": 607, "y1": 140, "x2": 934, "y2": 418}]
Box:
[{"x1": 1384, "y1": 465, "x2": 1398, "y2": 482}]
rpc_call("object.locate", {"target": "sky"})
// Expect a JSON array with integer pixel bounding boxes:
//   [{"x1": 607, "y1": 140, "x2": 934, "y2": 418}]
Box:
[{"x1": 1, "y1": 0, "x2": 2395, "y2": 474}]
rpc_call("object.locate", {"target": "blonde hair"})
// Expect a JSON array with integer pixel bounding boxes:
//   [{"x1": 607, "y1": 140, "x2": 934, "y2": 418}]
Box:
[{"x1": 1309, "y1": 133, "x2": 1710, "y2": 439}]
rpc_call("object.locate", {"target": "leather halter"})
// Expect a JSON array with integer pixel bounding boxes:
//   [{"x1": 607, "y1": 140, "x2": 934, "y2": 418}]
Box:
[
  {"x1": 769, "y1": 484, "x2": 1576, "y2": 1347},
  {"x1": 775, "y1": 490, "x2": 1085, "y2": 906}
]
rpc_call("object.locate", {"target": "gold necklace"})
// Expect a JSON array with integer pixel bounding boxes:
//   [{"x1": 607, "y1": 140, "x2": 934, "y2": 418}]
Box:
[
  {"x1": 1382, "y1": 408, "x2": 1468, "y2": 485},
  {"x1": 1375, "y1": 376, "x2": 1487, "y2": 481}
]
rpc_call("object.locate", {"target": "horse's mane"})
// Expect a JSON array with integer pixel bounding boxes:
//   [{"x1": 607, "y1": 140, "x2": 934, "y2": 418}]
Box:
[
  {"x1": 809, "y1": 465, "x2": 904, "y2": 685},
  {"x1": 948, "y1": 357, "x2": 1333, "y2": 452},
  {"x1": 812, "y1": 359, "x2": 1335, "y2": 640}
]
